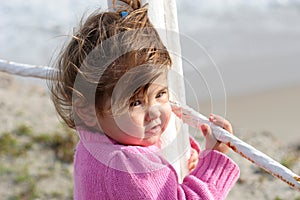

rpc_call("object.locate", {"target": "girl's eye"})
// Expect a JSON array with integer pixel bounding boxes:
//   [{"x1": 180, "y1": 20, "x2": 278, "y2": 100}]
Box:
[
  {"x1": 130, "y1": 100, "x2": 142, "y2": 107},
  {"x1": 156, "y1": 90, "x2": 167, "y2": 98}
]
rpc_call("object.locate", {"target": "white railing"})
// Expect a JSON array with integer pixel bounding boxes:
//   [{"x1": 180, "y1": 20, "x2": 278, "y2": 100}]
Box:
[
  {"x1": 0, "y1": 59, "x2": 56, "y2": 80},
  {"x1": 1, "y1": 0, "x2": 299, "y2": 191}
]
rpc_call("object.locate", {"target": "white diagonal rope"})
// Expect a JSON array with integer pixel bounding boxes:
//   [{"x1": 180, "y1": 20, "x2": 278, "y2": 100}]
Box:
[
  {"x1": 2, "y1": 1, "x2": 299, "y2": 191},
  {"x1": 0, "y1": 59, "x2": 57, "y2": 80},
  {"x1": 1, "y1": 57, "x2": 299, "y2": 190},
  {"x1": 171, "y1": 101, "x2": 300, "y2": 191}
]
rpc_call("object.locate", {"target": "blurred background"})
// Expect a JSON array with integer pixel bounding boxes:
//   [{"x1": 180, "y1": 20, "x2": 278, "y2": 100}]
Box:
[{"x1": 0, "y1": 0, "x2": 300, "y2": 199}]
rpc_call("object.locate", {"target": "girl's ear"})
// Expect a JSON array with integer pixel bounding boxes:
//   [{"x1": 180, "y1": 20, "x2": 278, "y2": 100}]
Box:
[{"x1": 74, "y1": 99, "x2": 98, "y2": 128}]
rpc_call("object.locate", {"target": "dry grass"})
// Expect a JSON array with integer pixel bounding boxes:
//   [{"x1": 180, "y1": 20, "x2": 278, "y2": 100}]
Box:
[{"x1": 0, "y1": 123, "x2": 77, "y2": 199}]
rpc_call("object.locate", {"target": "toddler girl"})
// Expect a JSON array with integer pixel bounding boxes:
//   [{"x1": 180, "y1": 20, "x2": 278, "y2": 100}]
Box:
[{"x1": 49, "y1": 1, "x2": 239, "y2": 199}]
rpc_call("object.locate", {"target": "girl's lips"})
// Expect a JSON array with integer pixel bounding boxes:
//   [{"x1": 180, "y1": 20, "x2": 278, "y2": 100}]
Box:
[{"x1": 145, "y1": 125, "x2": 161, "y2": 135}]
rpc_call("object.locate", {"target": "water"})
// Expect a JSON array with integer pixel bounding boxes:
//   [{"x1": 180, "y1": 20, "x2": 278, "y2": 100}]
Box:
[
  {"x1": 176, "y1": 0, "x2": 300, "y2": 100},
  {"x1": 1, "y1": 0, "x2": 300, "y2": 99}
]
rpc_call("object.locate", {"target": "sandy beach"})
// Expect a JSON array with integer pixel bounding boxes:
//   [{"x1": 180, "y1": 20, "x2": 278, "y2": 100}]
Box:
[
  {"x1": 197, "y1": 84, "x2": 300, "y2": 199},
  {"x1": 0, "y1": 72, "x2": 299, "y2": 199},
  {"x1": 197, "y1": 84, "x2": 300, "y2": 144}
]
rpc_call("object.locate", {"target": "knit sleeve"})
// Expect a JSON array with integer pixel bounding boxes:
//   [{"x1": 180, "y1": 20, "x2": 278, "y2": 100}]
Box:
[
  {"x1": 104, "y1": 150, "x2": 240, "y2": 200},
  {"x1": 182, "y1": 150, "x2": 240, "y2": 200}
]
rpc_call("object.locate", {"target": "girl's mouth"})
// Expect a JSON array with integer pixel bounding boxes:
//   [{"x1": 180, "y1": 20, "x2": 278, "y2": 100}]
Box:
[{"x1": 145, "y1": 125, "x2": 161, "y2": 135}]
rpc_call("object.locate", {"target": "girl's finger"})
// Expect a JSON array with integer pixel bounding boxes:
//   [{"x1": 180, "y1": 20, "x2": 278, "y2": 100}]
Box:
[
  {"x1": 209, "y1": 114, "x2": 233, "y2": 133},
  {"x1": 188, "y1": 162, "x2": 196, "y2": 172},
  {"x1": 201, "y1": 124, "x2": 218, "y2": 150},
  {"x1": 188, "y1": 148, "x2": 198, "y2": 172}
]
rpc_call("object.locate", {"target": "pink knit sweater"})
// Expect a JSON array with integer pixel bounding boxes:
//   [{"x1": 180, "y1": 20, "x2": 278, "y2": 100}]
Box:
[{"x1": 74, "y1": 129, "x2": 240, "y2": 200}]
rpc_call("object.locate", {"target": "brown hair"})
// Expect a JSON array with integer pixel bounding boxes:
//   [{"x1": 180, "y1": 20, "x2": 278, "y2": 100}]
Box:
[{"x1": 48, "y1": 0, "x2": 172, "y2": 130}]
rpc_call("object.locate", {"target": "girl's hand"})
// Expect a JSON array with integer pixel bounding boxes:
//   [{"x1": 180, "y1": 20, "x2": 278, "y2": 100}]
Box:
[
  {"x1": 201, "y1": 114, "x2": 233, "y2": 154},
  {"x1": 188, "y1": 148, "x2": 198, "y2": 172}
]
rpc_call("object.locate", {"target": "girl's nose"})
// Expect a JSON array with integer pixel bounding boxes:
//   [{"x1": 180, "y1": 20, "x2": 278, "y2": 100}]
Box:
[{"x1": 145, "y1": 104, "x2": 161, "y2": 121}]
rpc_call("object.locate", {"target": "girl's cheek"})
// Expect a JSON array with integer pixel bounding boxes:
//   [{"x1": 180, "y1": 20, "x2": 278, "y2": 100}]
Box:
[
  {"x1": 163, "y1": 102, "x2": 172, "y2": 116},
  {"x1": 162, "y1": 103, "x2": 172, "y2": 124},
  {"x1": 130, "y1": 110, "x2": 144, "y2": 126}
]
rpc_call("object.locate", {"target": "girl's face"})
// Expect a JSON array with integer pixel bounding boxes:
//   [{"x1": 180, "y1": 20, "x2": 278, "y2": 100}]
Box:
[{"x1": 97, "y1": 74, "x2": 171, "y2": 146}]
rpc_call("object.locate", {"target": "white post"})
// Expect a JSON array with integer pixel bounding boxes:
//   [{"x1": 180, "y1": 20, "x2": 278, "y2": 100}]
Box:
[
  {"x1": 107, "y1": 0, "x2": 190, "y2": 182},
  {"x1": 147, "y1": 0, "x2": 190, "y2": 182}
]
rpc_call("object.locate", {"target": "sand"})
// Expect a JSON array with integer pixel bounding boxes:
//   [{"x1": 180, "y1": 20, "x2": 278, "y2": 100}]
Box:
[
  {"x1": 0, "y1": 73, "x2": 60, "y2": 134},
  {"x1": 193, "y1": 84, "x2": 300, "y2": 199},
  {"x1": 197, "y1": 84, "x2": 300, "y2": 144},
  {"x1": 0, "y1": 72, "x2": 299, "y2": 199}
]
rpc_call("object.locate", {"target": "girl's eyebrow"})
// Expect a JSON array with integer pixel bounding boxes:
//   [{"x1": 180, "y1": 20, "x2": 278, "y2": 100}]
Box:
[
  {"x1": 156, "y1": 87, "x2": 168, "y2": 94},
  {"x1": 157, "y1": 86, "x2": 168, "y2": 92}
]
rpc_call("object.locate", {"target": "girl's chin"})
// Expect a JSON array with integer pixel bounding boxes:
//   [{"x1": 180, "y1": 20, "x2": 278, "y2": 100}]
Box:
[{"x1": 140, "y1": 135, "x2": 161, "y2": 147}]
